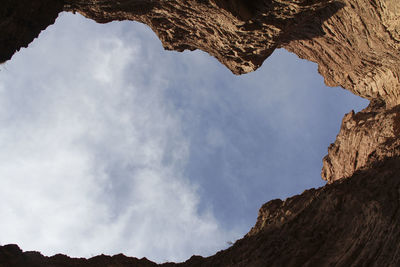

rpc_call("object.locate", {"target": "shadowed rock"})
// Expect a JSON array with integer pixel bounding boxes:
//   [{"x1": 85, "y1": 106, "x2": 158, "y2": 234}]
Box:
[{"x1": 0, "y1": 0, "x2": 63, "y2": 63}]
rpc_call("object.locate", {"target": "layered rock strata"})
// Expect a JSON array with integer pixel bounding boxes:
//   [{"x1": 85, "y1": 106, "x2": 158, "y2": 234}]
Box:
[
  {"x1": 63, "y1": 0, "x2": 400, "y2": 105},
  {"x1": 322, "y1": 100, "x2": 400, "y2": 183},
  {"x1": 62, "y1": 0, "x2": 342, "y2": 75},
  {"x1": 2, "y1": 0, "x2": 399, "y2": 106},
  {"x1": 284, "y1": 0, "x2": 400, "y2": 107}
]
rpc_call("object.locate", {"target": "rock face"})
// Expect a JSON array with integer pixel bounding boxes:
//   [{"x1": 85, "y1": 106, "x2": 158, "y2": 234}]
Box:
[
  {"x1": 0, "y1": 244, "x2": 158, "y2": 267},
  {"x1": 62, "y1": 0, "x2": 343, "y2": 75},
  {"x1": 2, "y1": 0, "x2": 399, "y2": 106},
  {"x1": 1, "y1": 0, "x2": 400, "y2": 266},
  {"x1": 284, "y1": 0, "x2": 400, "y2": 107},
  {"x1": 322, "y1": 100, "x2": 400, "y2": 183},
  {"x1": 0, "y1": 0, "x2": 63, "y2": 63},
  {"x1": 63, "y1": 0, "x2": 400, "y2": 106}
]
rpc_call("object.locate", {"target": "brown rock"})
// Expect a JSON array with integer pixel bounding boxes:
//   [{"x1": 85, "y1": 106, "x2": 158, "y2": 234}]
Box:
[
  {"x1": 3, "y1": 0, "x2": 398, "y2": 106},
  {"x1": 284, "y1": 0, "x2": 400, "y2": 107},
  {"x1": 63, "y1": 0, "x2": 343, "y2": 75},
  {"x1": 322, "y1": 100, "x2": 400, "y2": 183}
]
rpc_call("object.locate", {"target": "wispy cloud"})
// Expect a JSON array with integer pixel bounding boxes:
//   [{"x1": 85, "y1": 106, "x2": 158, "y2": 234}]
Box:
[
  {"x1": 0, "y1": 13, "x2": 235, "y2": 262},
  {"x1": 0, "y1": 11, "x2": 368, "y2": 263}
]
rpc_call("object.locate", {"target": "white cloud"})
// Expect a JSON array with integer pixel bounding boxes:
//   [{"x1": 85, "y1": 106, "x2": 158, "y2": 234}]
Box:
[
  {"x1": 0, "y1": 13, "x2": 236, "y2": 263},
  {"x1": 0, "y1": 10, "x2": 369, "y2": 264}
]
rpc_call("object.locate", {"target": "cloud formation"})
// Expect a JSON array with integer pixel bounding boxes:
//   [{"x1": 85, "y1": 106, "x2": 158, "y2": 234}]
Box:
[
  {"x1": 0, "y1": 13, "x2": 235, "y2": 262},
  {"x1": 0, "y1": 12, "x2": 368, "y2": 263}
]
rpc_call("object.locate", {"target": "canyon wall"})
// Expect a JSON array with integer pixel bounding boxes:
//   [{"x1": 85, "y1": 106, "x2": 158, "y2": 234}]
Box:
[
  {"x1": 1, "y1": 0, "x2": 400, "y2": 266},
  {"x1": 322, "y1": 100, "x2": 400, "y2": 183},
  {"x1": 3, "y1": 0, "x2": 399, "y2": 106},
  {"x1": 62, "y1": 0, "x2": 400, "y2": 106}
]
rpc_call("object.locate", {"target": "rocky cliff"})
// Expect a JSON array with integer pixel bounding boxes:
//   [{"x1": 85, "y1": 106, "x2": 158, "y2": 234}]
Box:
[
  {"x1": 3, "y1": 0, "x2": 400, "y2": 106},
  {"x1": 1, "y1": 0, "x2": 400, "y2": 266},
  {"x1": 322, "y1": 99, "x2": 400, "y2": 183}
]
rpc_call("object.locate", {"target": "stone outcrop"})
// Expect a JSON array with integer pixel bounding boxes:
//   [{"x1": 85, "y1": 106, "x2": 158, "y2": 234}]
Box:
[
  {"x1": 2, "y1": 0, "x2": 399, "y2": 106},
  {"x1": 62, "y1": 0, "x2": 343, "y2": 75},
  {"x1": 63, "y1": 0, "x2": 400, "y2": 106},
  {"x1": 1, "y1": 0, "x2": 400, "y2": 266},
  {"x1": 0, "y1": 0, "x2": 63, "y2": 63},
  {"x1": 284, "y1": 0, "x2": 400, "y2": 107},
  {"x1": 322, "y1": 100, "x2": 400, "y2": 183}
]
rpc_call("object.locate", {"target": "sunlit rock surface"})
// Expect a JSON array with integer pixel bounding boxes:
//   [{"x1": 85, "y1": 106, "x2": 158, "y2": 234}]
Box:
[
  {"x1": 1, "y1": 0, "x2": 400, "y2": 266},
  {"x1": 63, "y1": 0, "x2": 400, "y2": 106},
  {"x1": 2, "y1": 0, "x2": 399, "y2": 106},
  {"x1": 322, "y1": 100, "x2": 400, "y2": 183}
]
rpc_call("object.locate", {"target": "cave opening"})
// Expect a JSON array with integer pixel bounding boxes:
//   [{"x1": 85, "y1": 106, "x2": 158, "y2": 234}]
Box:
[{"x1": 0, "y1": 12, "x2": 368, "y2": 263}]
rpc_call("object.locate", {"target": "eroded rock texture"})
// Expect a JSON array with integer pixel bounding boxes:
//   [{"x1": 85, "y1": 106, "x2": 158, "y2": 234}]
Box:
[
  {"x1": 322, "y1": 100, "x2": 400, "y2": 183},
  {"x1": 63, "y1": 0, "x2": 343, "y2": 75},
  {"x1": 284, "y1": 0, "x2": 400, "y2": 107},
  {"x1": 2, "y1": 0, "x2": 398, "y2": 106},
  {"x1": 66, "y1": 0, "x2": 399, "y2": 106}
]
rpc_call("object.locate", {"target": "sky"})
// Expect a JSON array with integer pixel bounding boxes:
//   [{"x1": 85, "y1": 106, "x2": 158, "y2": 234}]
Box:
[{"x1": 0, "y1": 13, "x2": 368, "y2": 263}]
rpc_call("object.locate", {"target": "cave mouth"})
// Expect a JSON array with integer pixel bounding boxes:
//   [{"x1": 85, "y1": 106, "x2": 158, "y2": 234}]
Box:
[{"x1": 0, "y1": 12, "x2": 368, "y2": 263}]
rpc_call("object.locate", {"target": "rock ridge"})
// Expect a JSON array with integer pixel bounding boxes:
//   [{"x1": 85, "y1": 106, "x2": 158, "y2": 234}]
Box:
[
  {"x1": 63, "y1": 0, "x2": 344, "y2": 75},
  {"x1": 2, "y1": 0, "x2": 399, "y2": 106},
  {"x1": 322, "y1": 100, "x2": 400, "y2": 183}
]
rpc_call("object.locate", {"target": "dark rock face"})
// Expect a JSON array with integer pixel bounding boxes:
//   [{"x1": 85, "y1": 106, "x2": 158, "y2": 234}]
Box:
[
  {"x1": 0, "y1": 244, "x2": 158, "y2": 267},
  {"x1": 0, "y1": 0, "x2": 63, "y2": 63},
  {"x1": 63, "y1": 0, "x2": 344, "y2": 75},
  {"x1": 1, "y1": 0, "x2": 400, "y2": 266}
]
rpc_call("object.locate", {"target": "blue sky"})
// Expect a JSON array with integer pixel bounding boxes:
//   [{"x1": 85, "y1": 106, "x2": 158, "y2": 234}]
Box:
[{"x1": 0, "y1": 13, "x2": 368, "y2": 262}]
